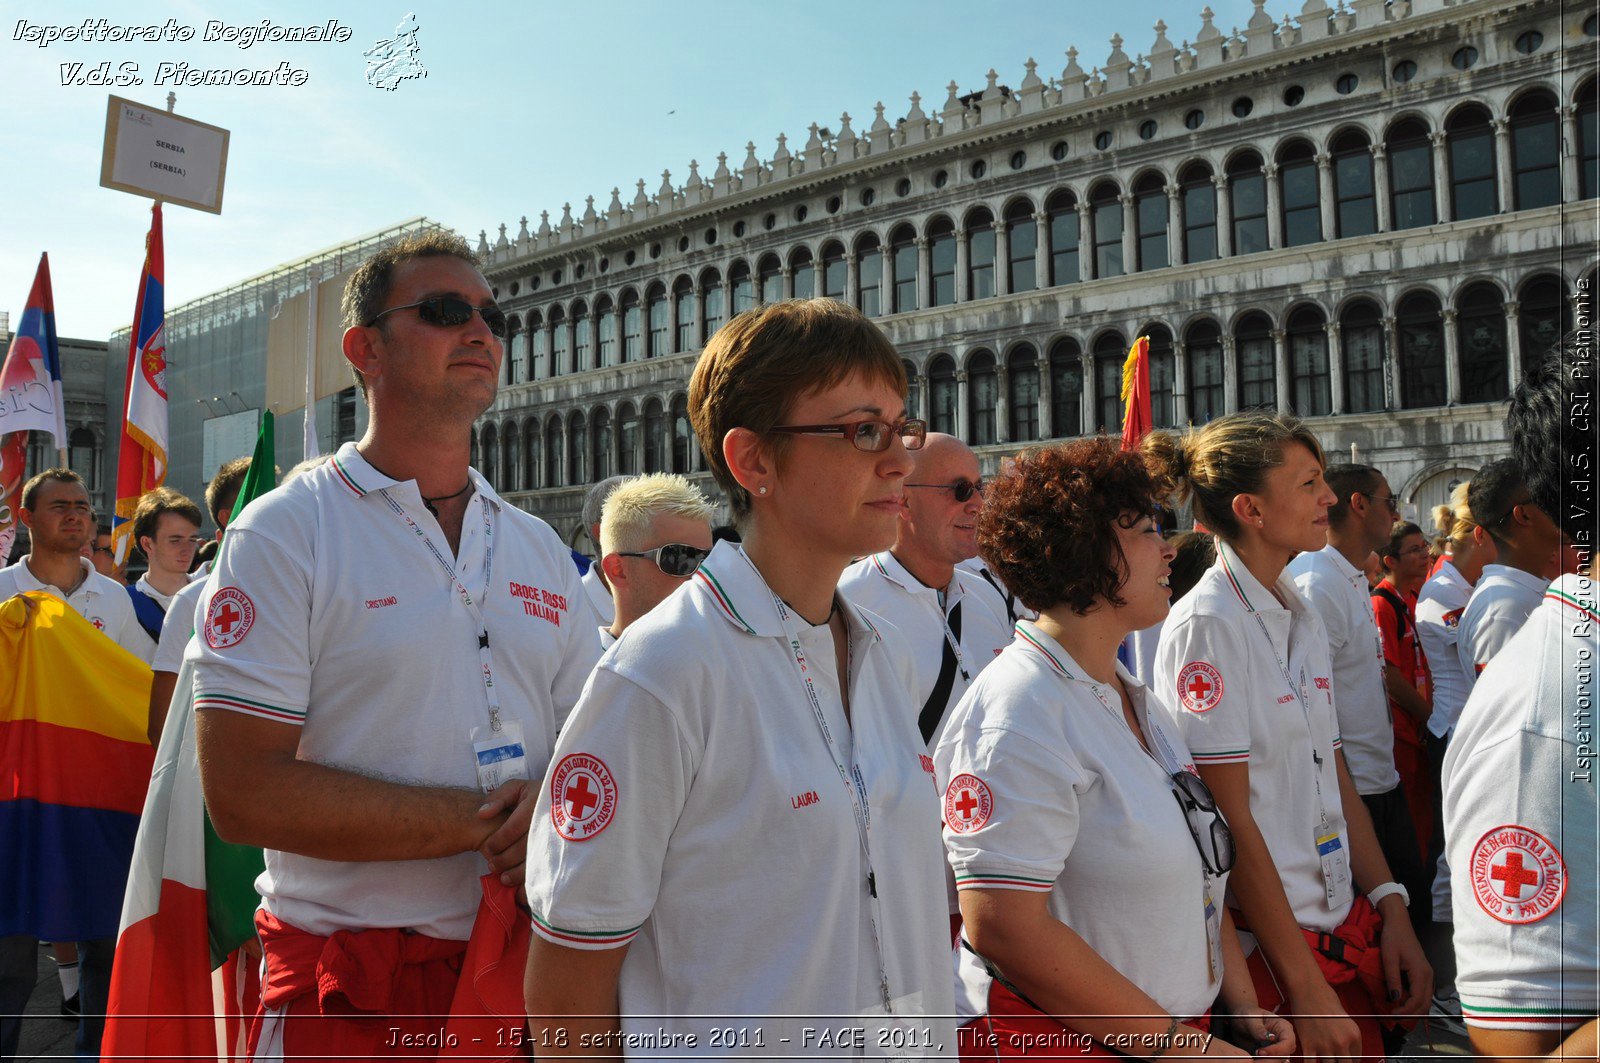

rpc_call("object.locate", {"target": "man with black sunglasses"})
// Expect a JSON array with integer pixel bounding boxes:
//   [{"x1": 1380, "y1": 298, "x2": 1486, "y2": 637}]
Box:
[
  {"x1": 189, "y1": 231, "x2": 601, "y2": 1060},
  {"x1": 596, "y1": 473, "x2": 714, "y2": 648},
  {"x1": 840, "y1": 432, "x2": 1011, "y2": 748}
]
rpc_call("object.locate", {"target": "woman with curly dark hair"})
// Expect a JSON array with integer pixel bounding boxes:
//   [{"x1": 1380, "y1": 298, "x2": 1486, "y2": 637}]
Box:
[{"x1": 935, "y1": 436, "x2": 1294, "y2": 1061}]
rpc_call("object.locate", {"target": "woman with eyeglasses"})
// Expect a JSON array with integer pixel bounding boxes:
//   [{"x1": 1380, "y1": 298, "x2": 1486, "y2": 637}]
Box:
[
  {"x1": 524, "y1": 299, "x2": 957, "y2": 1056},
  {"x1": 1145, "y1": 413, "x2": 1432, "y2": 1062},
  {"x1": 936, "y1": 437, "x2": 1293, "y2": 1061}
]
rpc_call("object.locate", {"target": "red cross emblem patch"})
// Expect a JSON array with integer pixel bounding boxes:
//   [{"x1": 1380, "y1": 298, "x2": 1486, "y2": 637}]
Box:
[
  {"x1": 550, "y1": 753, "x2": 618, "y2": 842},
  {"x1": 1177, "y1": 661, "x2": 1224, "y2": 713},
  {"x1": 1470, "y1": 825, "x2": 1566, "y2": 924},
  {"x1": 943, "y1": 773, "x2": 993, "y2": 834},
  {"x1": 203, "y1": 587, "x2": 256, "y2": 649}
]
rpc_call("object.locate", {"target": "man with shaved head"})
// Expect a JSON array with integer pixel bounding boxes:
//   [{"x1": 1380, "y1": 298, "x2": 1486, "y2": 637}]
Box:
[{"x1": 840, "y1": 433, "x2": 1012, "y2": 747}]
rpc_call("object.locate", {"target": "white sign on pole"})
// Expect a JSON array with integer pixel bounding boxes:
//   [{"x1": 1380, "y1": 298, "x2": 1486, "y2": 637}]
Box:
[{"x1": 100, "y1": 95, "x2": 230, "y2": 214}]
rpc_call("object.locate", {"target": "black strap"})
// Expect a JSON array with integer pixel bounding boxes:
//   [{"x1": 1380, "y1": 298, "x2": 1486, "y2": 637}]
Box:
[
  {"x1": 976, "y1": 566, "x2": 1017, "y2": 625},
  {"x1": 919, "y1": 601, "x2": 962, "y2": 744},
  {"x1": 1371, "y1": 585, "x2": 1411, "y2": 643}
]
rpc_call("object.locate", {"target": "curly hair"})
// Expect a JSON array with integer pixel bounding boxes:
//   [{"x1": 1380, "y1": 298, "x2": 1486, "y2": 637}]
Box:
[{"x1": 978, "y1": 436, "x2": 1163, "y2": 615}]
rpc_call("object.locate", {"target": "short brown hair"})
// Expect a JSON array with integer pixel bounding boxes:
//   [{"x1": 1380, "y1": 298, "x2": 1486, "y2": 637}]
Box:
[
  {"x1": 1324, "y1": 463, "x2": 1384, "y2": 526},
  {"x1": 687, "y1": 299, "x2": 906, "y2": 522},
  {"x1": 21, "y1": 468, "x2": 85, "y2": 510},
  {"x1": 206, "y1": 457, "x2": 252, "y2": 526},
  {"x1": 1143, "y1": 411, "x2": 1326, "y2": 540},
  {"x1": 980, "y1": 437, "x2": 1164, "y2": 615},
  {"x1": 340, "y1": 229, "x2": 481, "y2": 394},
  {"x1": 132, "y1": 487, "x2": 203, "y2": 548}
]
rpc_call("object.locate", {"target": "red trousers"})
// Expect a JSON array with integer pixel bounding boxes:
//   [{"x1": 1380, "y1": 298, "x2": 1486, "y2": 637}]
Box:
[
  {"x1": 957, "y1": 980, "x2": 1210, "y2": 1060},
  {"x1": 1391, "y1": 709, "x2": 1433, "y2": 857}
]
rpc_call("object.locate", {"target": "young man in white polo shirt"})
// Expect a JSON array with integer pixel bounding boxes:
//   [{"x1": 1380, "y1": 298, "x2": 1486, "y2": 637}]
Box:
[
  {"x1": 840, "y1": 433, "x2": 1012, "y2": 747},
  {"x1": 125, "y1": 486, "x2": 203, "y2": 641},
  {"x1": 1443, "y1": 346, "x2": 1597, "y2": 1059},
  {"x1": 191, "y1": 231, "x2": 602, "y2": 1060}
]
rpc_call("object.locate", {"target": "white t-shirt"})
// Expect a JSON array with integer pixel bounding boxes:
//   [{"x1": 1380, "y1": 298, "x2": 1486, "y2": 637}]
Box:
[
  {"x1": 840, "y1": 551, "x2": 1012, "y2": 747},
  {"x1": 582, "y1": 563, "x2": 615, "y2": 626},
  {"x1": 0, "y1": 556, "x2": 154, "y2": 663},
  {"x1": 152, "y1": 577, "x2": 208, "y2": 674},
  {"x1": 957, "y1": 556, "x2": 1037, "y2": 623},
  {"x1": 937, "y1": 621, "x2": 1225, "y2": 1022},
  {"x1": 1456, "y1": 564, "x2": 1548, "y2": 694},
  {"x1": 134, "y1": 572, "x2": 177, "y2": 611},
  {"x1": 190, "y1": 442, "x2": 601, "y2": 940},
  {"x1": 1156, "y1": 540, "x2": 1353, "y2": 932},
  {"x1": 524, "y1": 541, "x2": 957, "y2": 1056},
  {"x1": 1126, "y1": 619, "x2": 1164, "y2": 689},
  {"x1": 1414, "y1": 560, "x2": 1473, "y2": 739},
  {"x1": 1443, "y1": 573, "x2": 1598, "y2": 1034},
  {"x1": 1287, "y1": 545, "x2": 1399, "y2": 795}
]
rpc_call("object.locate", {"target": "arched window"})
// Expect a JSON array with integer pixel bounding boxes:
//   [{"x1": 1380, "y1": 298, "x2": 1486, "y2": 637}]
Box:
[
  {"x1": 646, "y1": 283, "x2": 668, "y2": 358},
  {"x1": 68, "y1": 426, "x2": 96, "y2": 489},
  {"x1": 591, "y1": 407, "x2": 613, "y2": 481},
  {"x1": 545, "y1": 419, "x2": 562, "y2": 487},
  {"x1": 549, "y1": 306, "x2": 567, "y2": 378},
  {"x1": 1288, "y1": 306, "x2": 1331, "y2": 416},
  {"x1": 673, "y1": 278, "x2": 695, "y2": 352},
  {"x1": 1446, "y1": 105, "x2": 1497, "y2": 220},
  {"x1": 618, "y1": 402, "x2": 639, "y2": 476},
  {"x1": 821, "y1": 243, "x2": 847, "y2": 301},
  {"x1": 968, "y1": 351, "x2": 998, "y2": 445},
  {"x1": 1047, "y1": 190, "x2": 1080, "y2": 285},
  {"x1": 1580, "y1": 78, "x2": 1599, "y2": 200},
  {"x1": 928, "y1": 218, "x2": 957, "y2": 306},
  {"x1": 1279, "y1": 141, "x2": 1321, "y2": 247},
  {"x1": 567, "y1": 413, "x2": 586, "y2": 485},
  {"x1": 1180, "y1": 163, "x2": 1217, "y2": 263},
  {"x1": 1341, "y1": 301, "x2": 1386, "y2": 413},
  {"x1": 1456, "y1": 282, "x2": 1508, "y2": 403},
  {"x1": 1188, "y1": 320, "x2": 1229, "y2": 420},
  {"x1": 1145, "y1": 326, "x2": 1176, "y2": 428},
  {"x1": 1332, "y1": 130, "x2": 1378, "y2": 237},
  {"x1": 857, "y1": 235, "x2": 883, "y2": 317},
  {"x1": 1227, "y1": 152, "x2": 1268, "y2": 255},
  {"x1": 1397, "y1": 291, "x2": 1446, "y2": 408},
  {"x1": 700, "y1": 268, "x2": 724, "y2": 344},
  {"x1": 758, "y1": 254, "x2": 783, "y2": 305},
  {"x1": 903, "y1": 358, "x2": 921, "y2": 420},
  {"x1": 1049, "y1": 338, "x2": 1084, "y2": 437},
  {"x1": 1093, "y1": 331, "x2": 1127, "y2": 433},
  {"x1": 572, "y1": 301, "x2": 590, "y2": 374},
  {"x1": 1230, "y1": 314, "x2": 1272, "y2": 411},
  {"x1": 528, "y1": 312, "x2": 546, "y2": 379},
  {"x1": 643, "y1": 399, "x2": 664, "y2": 473},
  {"x1": 890, "y1": 225, "x2": 917, "y2": 313},
  {"x1": 1005, "y1": 201, "x2": 1038, "y2": 293},
  {"x1": 1090, "y1": 182, "x2": 1123, "y2": 278},
  {"x1": 506, "y1": 317, "x2": 524, "y2": 384},
  {"x1": 928, "y1": 355, "x2": 957, "y2": 435},
  {"x1": 730, "y1": 261, "x2": 754, "y2": 315},
  {"x1": 621, "y1": 290, "x2": 642, "y2": 362},
  {"x1": 1510, "y1": 91, "x2": 1561, "y2": 210},
  {"x1": 523, "y1": 421, "x2": 540, "y2": 490},
  {"x1": 1387, "y1": 118, "x2": 1436, "y2": 229},
  {"x1": 790, "y1": 247, "x2": 815, "y2": 300},
  {"x1": 671, "y1": 395, "x2": 692, "y2": 473},
  {"x1": 595, "y1": 297, "x2": 616, "y2": 368},
  {"x1": 1134, "y1": 174, "x2": 1169, "y2": 271},
  {"x1": 1008, "y1": 346, "x2": 1040, "y2": 442},
  {"x1": 501, "y1": 425, "x2": 518, "y2": 492},
  {"x1": 1518, "y1": 274, "x2": 1573, "y2": 362},
  {"x1": 966, "y1": 209, "x2": 996, "y2": 300}
]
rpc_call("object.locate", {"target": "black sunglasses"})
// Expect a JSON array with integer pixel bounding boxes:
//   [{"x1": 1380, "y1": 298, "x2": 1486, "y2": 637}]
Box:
[
  {"x1": 367, "y1": 297, "x2": 507, "y2": 338},
  {"x1": 613, "y1": 543, "x2": 710, "y2": 577},
  {"x1": 906, "y1": 477, "x2": 985, "y2": 503},
  {"x1": 1170, "y1": 770, "x2": 1235, "y2": 876}
]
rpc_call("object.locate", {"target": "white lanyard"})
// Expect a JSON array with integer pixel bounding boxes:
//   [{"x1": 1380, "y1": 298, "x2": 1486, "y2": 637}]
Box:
[
  {"x1": 379, "y1": 487, "x2": 505, "y2": 733},
  {"x1": 938, "y1": 599, "x2": 971, "y2": 684}
]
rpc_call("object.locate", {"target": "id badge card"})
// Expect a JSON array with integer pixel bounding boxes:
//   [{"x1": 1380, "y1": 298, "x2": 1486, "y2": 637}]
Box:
[
  {"x1": 1315, "y1": 828, "x2": 1354, "y2": 909},
  {"x1": 1203, "y1": 882, "x2": 1224, "y2": 984},
  {"x1": 862, "y1": 993, "x2": 932, "y2": 1061},
  {"x1": 471, "y1": 721, "x2": 528, "y2": 792}
]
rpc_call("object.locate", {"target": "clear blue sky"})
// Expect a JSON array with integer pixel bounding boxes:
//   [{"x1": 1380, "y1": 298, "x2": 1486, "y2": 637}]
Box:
[{"x1": 1, "y1": 0, "x2": 1261, "y2": 341}]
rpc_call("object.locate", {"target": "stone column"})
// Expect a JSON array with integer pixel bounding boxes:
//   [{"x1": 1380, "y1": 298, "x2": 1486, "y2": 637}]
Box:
[
  {"x1": 1166, "y1": 184, "x2": 1185, "y2": 266},
  {"x1": 724, "y1": 272, "x2": 737, "y2": 322},
  {"x1": 955, "y1": 369, "x2": 971, "y2": 442},
  {"x1": 1327, "y1": 321, "x2": 1346, "y2": 414},
  {"x1": 1371, "y1": 145, "x2": 1392, "y2": 232},
  {"x1": 1505, "y1": 299, "x2": 1523, "y2": 391},
  {"x1": 993, "y1": 222, "x2": 1011, "y2": 297},
  {"x1": 1263, "y1": 163, "x2": 1283, "y2": 250},
  {"x1": 664, "y1": 298, "x2": 679, "y2": 357},
  {"x1": 955, "y1": 228, "x2": 970, "y2": 303},
  {"x1": 1492, "y1": 118, "x2": 1514, "y2": 213},
  {"x1": 916, "y1": 369, "x2": 931, "y2": 422},
  {"x1": 659, "y1": 398, "x2": 674, "y2": 474},
  {"x1": 916, "y1": 237, "x2": 932, "y2": 309},
  {"x1": 881, "y1": 247, "x2": 895, "y2": 311},
  {"x1": 1080, "y1": 352, "x2": 1097, "y2": 433},
  {"x1": 845, "y1": 252, "x2": 859, "y2": 309},
  {"x1": 1560, "y1": 104, "x2": 1581, "y2": 204},
  {"x1": 1173, "y1": 339, "x2": 1191, "y2": 426},
  {"x1": 1273, "y1": 329, "x2": 1291, "y2": 413},
  {"x1": 812, "y1": 257, "x2": 826, "y2": 301},
  {"x1": 1430, "y1": 131, "x2": 1453, "y2": 224},
  {"x1": 1382, "y1": 316, "x2": 1400, "y2": 409},
  {"x1": 690, "y1": 292, "x2": 704, "y2": 353},
  {"x1": 1077, "y1": 203, "x2": 1094, "y2": 282},
  {"x1": 1037, "y1": 354, "x2": 1054, "y2": 438},
  {"x1": 781, "y1": 266, "x2": 795, "y2": 300},
  {"x1": 1316, "y1": 152, "x2": 1337, "y2": 239},
  {"x1": 1211, "y1": 175, "x2": 1233, "y2": 258},
  {"x1": 1220, "y1": 336, "x2": 1238, "y2": 414},
  {"x1": 1033, "y1": 210, "x2": 1052, "y2": 287},
  {"x1": 1442, "y1": 308, "x2": 1461, "y2": 405},
  {"x1": 1119, "y1": 193, "x2": 1137, "y2": 274},
  {"x1": 996, "y1": 363, "x2": 1011, "y2": 444}
]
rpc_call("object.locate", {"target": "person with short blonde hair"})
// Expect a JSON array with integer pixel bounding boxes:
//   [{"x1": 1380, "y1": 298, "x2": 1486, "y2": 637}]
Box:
[{"x1": 596, "y1": 473, "x2": 714, "y2": 646}]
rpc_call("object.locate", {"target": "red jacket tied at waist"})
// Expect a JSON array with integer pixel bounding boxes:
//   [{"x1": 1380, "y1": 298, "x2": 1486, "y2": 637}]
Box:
[{"x1": 256, "y1": 910, "x2": 467, "y2": 1015}]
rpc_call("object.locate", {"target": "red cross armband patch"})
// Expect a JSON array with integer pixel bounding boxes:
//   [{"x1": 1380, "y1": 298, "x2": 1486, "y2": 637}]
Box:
[
  {"x1": 204, "y1": 587, "x2": 256, "y2": 649},
  {"x1": 1470, "y1": 825, "x2": 1567, "y2": 924},
  {"x1": 1177, "y1": 661, "x2": 1225, "y2": 713},
  {"x1": 550, "y1": 753, "x2": 619, "y2": 842},
  {"x1": 943, "y1": 773, "x2": 993, "y2": 834}
]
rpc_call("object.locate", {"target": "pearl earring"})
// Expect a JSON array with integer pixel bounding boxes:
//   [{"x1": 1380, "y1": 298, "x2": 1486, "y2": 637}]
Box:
[{"x1": 758, "y1": 486, "x2": 769, "y2": 495}]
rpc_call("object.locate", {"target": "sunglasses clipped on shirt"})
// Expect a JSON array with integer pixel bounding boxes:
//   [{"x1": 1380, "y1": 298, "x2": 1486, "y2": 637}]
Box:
[
  {"x1": 906, "y1": 477, "x2": 985, "y2": 503},
  {"x1": 1170, "y1": 769, "x2": 1236, "y2": 876},
  {"x1": 366, "y1": 297, "x2": 508, "y2": 338},
  {"x1": 613, "y1": 543, "x2": 710, "y2": 578}
]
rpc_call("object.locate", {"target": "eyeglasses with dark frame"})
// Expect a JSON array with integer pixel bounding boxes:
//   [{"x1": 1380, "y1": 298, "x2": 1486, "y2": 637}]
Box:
[
  {"x1": 1169, "y1": 770, "x2": 1235, "y2": 876},
  {"x1": 366, "y1": 296, "x2": 508, "y2": 338},
  {"x1": 906, "y1": 477, "x2": 985, "y2": 503},
  {"x1": 766, "y1": 417, "x2": 927, "y2": 454},
  {"x1": 1363, "y1": 492, "x2": 1402, "y2": 515},
  {"x1": 612, "y1": 543, "x2": 710, "y2": 578}
]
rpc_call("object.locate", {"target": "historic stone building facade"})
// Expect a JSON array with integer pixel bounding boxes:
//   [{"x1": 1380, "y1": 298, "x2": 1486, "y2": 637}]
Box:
[{"x1": 476, "y1": 0, "x2": 1599, "y2": 549}]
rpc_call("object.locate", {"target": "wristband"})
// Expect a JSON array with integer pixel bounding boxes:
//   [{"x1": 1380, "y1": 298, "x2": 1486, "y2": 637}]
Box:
[{"x1": 1367, "y1": 881, "x2": 1410, "y2": 909}]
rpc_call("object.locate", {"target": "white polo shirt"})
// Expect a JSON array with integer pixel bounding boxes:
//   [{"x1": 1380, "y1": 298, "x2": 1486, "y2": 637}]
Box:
[
  {"x1": 190, "y1": 442, "x2": 601, "y2": 941},
  {"x1": 581, "y1": 563, "x2": 615, "y2": 626},
  {"x1": 133, "y1": 572, "x2": 177, "y2": 611},
  {"x1": 1415, "y1": 560, "x2": 1473, "y2": 739},
  {"x1": 0, "y1": 556, "x2": 154, "y2": 663},
  {"x1": 957, "y1": 556, "x2": 1037, "y2": 623},
  {"x1": 1287, "y1": 545, "x2": 1399, "y2": 795},
  {"x1": 937, "y1": 621, "x2": 1225, "y2": 1022},
  {"x1": 1443, "y1": 573, "x2": 1598, "y2": 1034},
  {"x1": 1156, "y1": 540, "x2": 1353, "y2": 932},
  {"x1": 840, "y1": 551, "x2": 1012, "y2": 747},
  {"x1": 152, "y1": 577, "x2": 207, "y2": 675},
  {"x1": 1457, "y1": 564, "x2": 1548, "y2": 693},
  {"x1": 524, "y1": 541, "x2": 957, "y2": 1055}
]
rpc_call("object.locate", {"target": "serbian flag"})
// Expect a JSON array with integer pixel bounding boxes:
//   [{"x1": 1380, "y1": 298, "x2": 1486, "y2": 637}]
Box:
[
  {"x1": 112, "y1": 203, "x2": 170, "y2": 566},
  {"x1": 0, "y1": 433, "x2": 26, "y2": 565},
  {"x1": 0, "y1": 253, "x2": 67, "y2": 446},
  {"x1": 1119, "y1": 335, "x2": 1152, "y2": 452}
]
